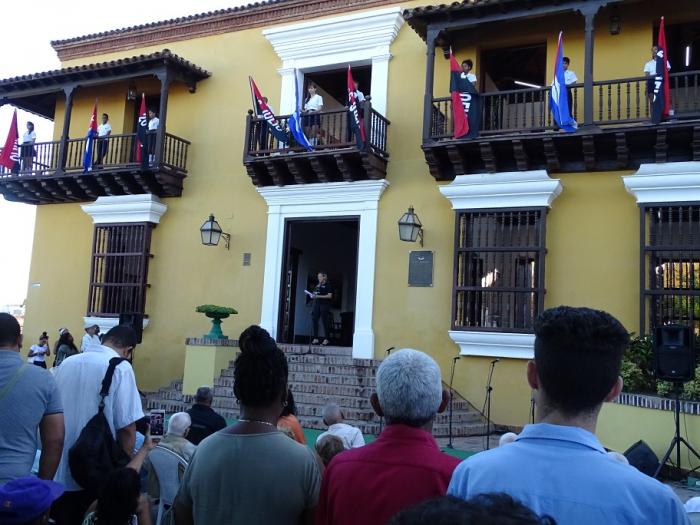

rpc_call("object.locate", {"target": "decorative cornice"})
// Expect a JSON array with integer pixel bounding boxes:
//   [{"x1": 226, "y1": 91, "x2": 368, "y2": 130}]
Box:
[
  {"x1": 52, "y1": 0, "x2": 397, "y2": 61},
  {"x1": 448, "y1": 330, "x2": 534, "y2": 359},
  {"x1": 622, "y1": 161, "x2": 700, "y2": 204},
  {"x1": 439, "y1": 170, "x2": 563, "y2": 210},
  {"x1": 81, "y1": 194, "x2": 168, "y2": 224},
  {"x1": 257, "y1": 179, "x2": 389, "y2": 208}
]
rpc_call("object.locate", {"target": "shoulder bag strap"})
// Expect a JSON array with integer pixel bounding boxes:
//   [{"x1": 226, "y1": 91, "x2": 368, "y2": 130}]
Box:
[
  {"x1": 98, "y1": 357, "x2": 127, "y2": 411},
  {"x1": 0, "y1": 362, "x2": 29, "y2": 404}
]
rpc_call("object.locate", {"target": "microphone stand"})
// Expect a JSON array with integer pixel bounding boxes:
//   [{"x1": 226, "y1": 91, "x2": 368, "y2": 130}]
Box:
[
  {"x1": 530, "y1": 393, "x2": 536, "y2": 424},
  {"x1": 484, "y1": 358, "x2": 498, "y2": 450},
  {"x1": 378, "y1": 347, "x2": 395, "y2": 435},
  {"x1": 447, "y1": 355, "x2": 460, "y2": 449}
]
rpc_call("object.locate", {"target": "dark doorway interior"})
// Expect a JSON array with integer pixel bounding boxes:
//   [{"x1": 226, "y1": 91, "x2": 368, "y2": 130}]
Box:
[
  {"x1": 305, "y1": 66, "x2": 372, "y2": 107},
  {"x1": 481, "y1": 43, "x2": 547, "y2": 91},
  {"x1": 654, "y1": 21, "x2": 700, "y2": 71},
  {"x1": 278, "y1": 218, "x2": 359, "y2": 346}
]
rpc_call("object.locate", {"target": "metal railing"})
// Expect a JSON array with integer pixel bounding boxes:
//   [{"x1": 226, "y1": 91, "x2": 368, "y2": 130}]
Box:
[
  {"x1": 244, "y1": 102, "x2": 390, "y2": 159},
  {"x1": 0, "y1": 131, "x2": 190, "y2": 177},
  {"x1": 430, "y1": 70, "x2": 700, "y2": 140}
]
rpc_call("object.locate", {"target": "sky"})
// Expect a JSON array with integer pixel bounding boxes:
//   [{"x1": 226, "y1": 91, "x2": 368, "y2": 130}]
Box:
[{"x1": 0, "y1": 0, "x2": 248, "y2": 308}]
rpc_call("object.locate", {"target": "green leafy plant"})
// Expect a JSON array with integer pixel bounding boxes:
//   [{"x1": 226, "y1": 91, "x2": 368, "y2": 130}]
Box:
[
  {"x1": 620, "y1": 335, "x2": 657, "y2": 394},
  {"x1": 195, "y1": 305, "x2": 238, "y2": 316}
]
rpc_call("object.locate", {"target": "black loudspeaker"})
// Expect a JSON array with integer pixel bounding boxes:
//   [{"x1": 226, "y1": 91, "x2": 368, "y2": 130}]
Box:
[
  {"x1": 624, "y1": 440, "x2": 660, "y2": 477},
  {"x1": 119, "y1": 313, "x2": 144, "y2": 344},
  {"x1": 652, "y1": 324, "x2": 694, "y2": 382}
]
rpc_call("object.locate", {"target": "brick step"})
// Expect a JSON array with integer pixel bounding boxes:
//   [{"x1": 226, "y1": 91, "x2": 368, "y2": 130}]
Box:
[
  {"x1": 286, "y1": 354, "x2": 378, "y2": 367},
  {"x1": 288, "y1": 373, "x2": 376, "y2": 387},
  {"x1": 279, "y1": 345, "x2": 354, "y2": 357}
]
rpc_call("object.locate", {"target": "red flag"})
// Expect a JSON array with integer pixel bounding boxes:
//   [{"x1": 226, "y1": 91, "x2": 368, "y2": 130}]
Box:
[
  {"x1": 450, "y1": 53, "x2": 469, "y2": 139},
  {"x1": 0, "y1": 110, "x2": 19, "y2": 171},
  {"x1": 347, "y1": 66, "x2": 366, "y2": 144},
  {"x1": 658, "y1": 17, "x2": 671, "y2": 118},
  {"x1": 135, "y1": 93, "x2": 147, "y2": 166},
  {"x1": 249, "y1": 77, "x2": 288, "y2": 144}
]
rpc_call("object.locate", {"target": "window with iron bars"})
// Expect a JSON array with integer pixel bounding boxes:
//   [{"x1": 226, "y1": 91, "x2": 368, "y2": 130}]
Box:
[
  {"x1": 452, "y1": 208, "x2": 546, "y2": 332},
  {"x1": 641, "y1": 204, "x2": 700, "y2": 337},
  {"x1": 87, "y1": 223, "x2": 154, "y2": 318}
]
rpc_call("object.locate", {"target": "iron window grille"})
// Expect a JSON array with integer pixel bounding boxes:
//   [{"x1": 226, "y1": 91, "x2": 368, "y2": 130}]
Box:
[
  {"x1": 452, "y1": 208, "x2": 547, "y2": 333},
  {"x1": 640, "y1": 204, "x2": 700, "y2": 336},
  {"x1": 87, "y1": 223, "x2": 154, "y2": 318}
]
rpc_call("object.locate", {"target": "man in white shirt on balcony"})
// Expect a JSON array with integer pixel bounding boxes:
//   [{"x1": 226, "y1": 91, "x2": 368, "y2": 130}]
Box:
[
  {"x1": 563, "y1": 57, "x2": 578, "y2": 117},
  {"x1": 644, "y1": 45, "x2": 671, "y2": 112},
  {"x1": 461, "y1": 59, "x2": 477, "y2": 85},
  {"x1": 148, "y1": 108, "x2": 160, "y2": 165},
  {"x1": 303, "y1": 84, "x2": 323, "y2": 146},
  {"x1": 96, "y1": 113, "x2": 112, "y2": 165}
]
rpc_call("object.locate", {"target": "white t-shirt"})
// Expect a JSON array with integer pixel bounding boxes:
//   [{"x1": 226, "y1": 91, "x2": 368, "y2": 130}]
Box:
[
  {"x1": 97, "y1": 122, "x2": 112, "y2": 137},
  {"x1": 461, "y1": 72, "x2": 477, "y2": 84},
  {"x1": 316, "y1": 422, "x2": 365, "y2": 449},
  {"x1": 22, "y1": 131, "x2": 36, "y2": 144},
  {"x1": 564, "y1": 70, "x2": 578, "y2": 85},
  {"x1": 81, "y1": 333, "x2": 101, "y2": 352},
  {"x1": 304, "y1": 94, "x2": 323, "y2": 112},
  {"x1": 28, "y1": 344, "x2": 48, "y2": 363},
  {"x1": 54, "y1": 345, "x2": 144, "y2": 491},
  {"x1": 148, "y1": 117, "x2": 160, "y2": 131},
  {"x1": 351, "y1": 90, "x2": 365, "y2": 102},
  {"x1": 644, "y1": 59, "x2": 671, "y2": 74}
]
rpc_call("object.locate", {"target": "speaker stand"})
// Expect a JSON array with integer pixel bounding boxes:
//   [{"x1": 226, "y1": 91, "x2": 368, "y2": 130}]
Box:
[{"x1": 654, "y1": 385, "x2": 700, "y2": 479}]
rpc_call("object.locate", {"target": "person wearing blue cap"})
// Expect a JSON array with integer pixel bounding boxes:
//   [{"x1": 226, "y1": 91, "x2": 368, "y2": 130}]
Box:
[{"x1": 0, "y1": 476, "x2": 64, "y2": 525}]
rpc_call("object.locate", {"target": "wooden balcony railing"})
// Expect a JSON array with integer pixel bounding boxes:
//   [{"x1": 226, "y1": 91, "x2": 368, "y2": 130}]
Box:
[
  {"x1": 429, "y1": 70, "x2": 700, "y2": 140},
  {"x1": 244, "y1": 102, "x2": 390, "y2": 159},
  {"x1": 0, "y1": 131, "x2": 190, "y2": 178}
]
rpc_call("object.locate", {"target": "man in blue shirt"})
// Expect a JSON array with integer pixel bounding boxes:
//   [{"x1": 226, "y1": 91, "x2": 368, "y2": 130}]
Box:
[{"x1": 448, "y1": 306, "x2": 689, "y2": 525}]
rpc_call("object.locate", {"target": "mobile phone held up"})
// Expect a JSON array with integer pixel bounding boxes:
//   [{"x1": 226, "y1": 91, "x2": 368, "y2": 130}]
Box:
[{"x1": 149, "y1": 410, "x2": 165, "y2": 438}]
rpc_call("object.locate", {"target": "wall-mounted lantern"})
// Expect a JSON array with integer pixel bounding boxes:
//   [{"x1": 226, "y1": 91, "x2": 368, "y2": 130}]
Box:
[
  {"x1": 398, "y1": 206, "x2": 424, "y2": 247},
  {"x1": 200, "y1": 214, "x2": 231, "y2": 250}
]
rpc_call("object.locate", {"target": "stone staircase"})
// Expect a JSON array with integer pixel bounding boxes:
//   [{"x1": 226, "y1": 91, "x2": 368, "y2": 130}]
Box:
[{"x1": 147, "y1": 344, "x2": 487, "y2": 437}]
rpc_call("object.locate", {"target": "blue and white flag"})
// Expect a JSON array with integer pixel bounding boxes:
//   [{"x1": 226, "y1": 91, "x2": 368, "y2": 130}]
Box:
[
  {"x1": 288, "y1": 72, "x2": 314, "y2": 152},
  {"x1": 83, "y1": 102, "x2": 98, "y2": 172},
  {"x1": 549, "y1": 32, "x2": 577, "y2": 133}
]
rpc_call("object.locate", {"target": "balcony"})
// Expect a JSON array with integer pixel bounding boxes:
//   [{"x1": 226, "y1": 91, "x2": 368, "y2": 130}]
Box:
[
  {"x1": 243, "y1": 103, "x2": 389, "y2": 186},
  {"x1": 0, "y1": 132, "x2": 190, "y2": 204},
  {"x1": 424, "y1": 70, "x2": 700, "y2": 179}
]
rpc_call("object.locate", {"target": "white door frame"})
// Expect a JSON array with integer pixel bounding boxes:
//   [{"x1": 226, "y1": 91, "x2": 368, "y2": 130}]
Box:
[{"x1": 257, "y1": 180, "x2": 389, "y2": 358}]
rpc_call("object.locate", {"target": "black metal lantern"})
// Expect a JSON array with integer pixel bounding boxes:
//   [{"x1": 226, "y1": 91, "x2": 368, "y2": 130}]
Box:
[
  {"x1": 398, "y1": 206, "x2": 424, "y2": 246},
  {"x1": 200, "y1": 214, "x2": 230, "y2": 249}
]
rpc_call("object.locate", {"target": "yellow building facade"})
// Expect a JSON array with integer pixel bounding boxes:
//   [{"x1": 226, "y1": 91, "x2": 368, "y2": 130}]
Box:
[{"x1": 2, "y1": 0, "x2": 700, "y2": 459}]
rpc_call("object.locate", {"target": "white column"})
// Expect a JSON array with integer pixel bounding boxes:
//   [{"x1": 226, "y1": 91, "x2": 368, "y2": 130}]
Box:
[
  {"x1": 260, "y1": 204, "x2": 284, "y2": 339},
  {"x1": 353, "y1": 203, "x2": 380, "y2": 359},
  {"x1": 278, "y1": 67, "x2": 297, "y2": 115},
  {"x1": 370, "y1": 53, "x2": 392, "y2": 116}
]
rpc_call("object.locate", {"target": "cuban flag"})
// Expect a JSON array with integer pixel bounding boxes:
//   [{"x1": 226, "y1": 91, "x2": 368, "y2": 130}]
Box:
[
  {"x1": 549, "y1": 32, "x2": 577, "y2": 132},
  {"x1": 289, "y1": 72, "x2": 314, "y2": 152},
  {"x1": 651, "y1": 17, "x2": 671, "y2": 124},
  {"x1": 0, "y1": 109, "x2": 20, "y2": 172},
  {"x1": 135, "y1": 93, "x2": 148, "y2": 169},
  {"x1": 83, "y1": 102, "x2": 98, "y2": 172},
  {"x1": 347, "y1": 65, "x2": 366, "y2": 148},
  {"x1": 249, "y1": 77, "x2": 289, "y2": 145}
]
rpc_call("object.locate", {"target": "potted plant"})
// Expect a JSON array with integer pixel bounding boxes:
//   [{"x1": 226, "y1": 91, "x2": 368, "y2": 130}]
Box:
[{"x1": 196, "y1": 304, "x2": 238, "y2": 340}]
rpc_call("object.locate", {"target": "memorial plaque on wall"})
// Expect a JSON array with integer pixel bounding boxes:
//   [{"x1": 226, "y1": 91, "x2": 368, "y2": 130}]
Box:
[{"x1": 408, "y1": 251, "x2": 434, "y2": 287}]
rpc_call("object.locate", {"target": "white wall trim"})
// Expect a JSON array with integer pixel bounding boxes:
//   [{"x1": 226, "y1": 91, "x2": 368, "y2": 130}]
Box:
[
  {"x1": 83, "y1": 316, "x2": 150, "y2": 335},
  {"x1": 257, "y1": 180, "x2": 389, "y2": 359},
  {"x1": 449, "y1": 331, "x2": 535, "y2": 359},
  {"x1": 263, "y1": 7, "x2": 404, "y2": 115},
  {"x1": 439, "y1": 170, "x2": 563, "y2": 210},
  {"x1": 81, "y1": 194, "x2": 168, "y2": 224},
  {"x1": 622, "y1": 162, "x2": 700, "y2": 204}
]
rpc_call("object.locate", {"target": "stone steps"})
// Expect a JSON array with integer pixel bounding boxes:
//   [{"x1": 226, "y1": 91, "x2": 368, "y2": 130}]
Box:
[{"x1": 146, "y1": 344, "x2": 487, "y2": 437}]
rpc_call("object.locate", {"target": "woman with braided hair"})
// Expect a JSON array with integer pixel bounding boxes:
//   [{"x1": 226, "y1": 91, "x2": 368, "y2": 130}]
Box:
[{"x1": 174, "y1": 325, "x2": 321, "y2": 525}]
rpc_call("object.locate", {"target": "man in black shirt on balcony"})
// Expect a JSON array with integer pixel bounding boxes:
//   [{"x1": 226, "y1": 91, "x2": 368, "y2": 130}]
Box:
[
  {"x1": 186, "y1": 385, "x2": 227, "y2": 445},
  {"x1": 311, "y1": 272, "x2": 334, "y2": 346}
]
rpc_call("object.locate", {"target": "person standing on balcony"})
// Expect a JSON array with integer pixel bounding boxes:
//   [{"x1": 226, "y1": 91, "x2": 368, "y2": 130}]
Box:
[
  {"x1": 21, "y1": 121, "x2": 36, "y2": 172},
  {"x1": 147, "y1": 108, "x2": 160, "y2": 166},
  {"x1": 256, "y1": 96, "x2": 271, "y2": 151},
  {"x1": 460, "y1": 59, "x2": 477, "y2": 86},
  {"x1": 645, "y1": 46, "x2": 671, "y2": 113},
  {"x1": 303, "y1": 84, "x2": 323, "y2": 146},
  {"x1": 563, "y1": 57, "x2": 578, "y2": 117},
  {"x1": 95, "y1": 113, "x2": 112, "y2": 166},
  {"x1": 346, "y1": 80, "x2": 366, "y2": 143}
]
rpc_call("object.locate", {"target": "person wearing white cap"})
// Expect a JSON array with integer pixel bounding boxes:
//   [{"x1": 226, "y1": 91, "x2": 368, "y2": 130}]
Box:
[{"x1": 81, "y1": 324, "x2": 101, "y2": 352}]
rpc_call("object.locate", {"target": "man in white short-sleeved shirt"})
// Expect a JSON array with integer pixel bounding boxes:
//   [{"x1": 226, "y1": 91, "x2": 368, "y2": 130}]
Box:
[
  {"x1": 52, "y1": 325, "x2": 144, "y2": 525},
  {"x1": 461, "y1": 59, "x2": 477, "y2": 85},
  {"x1": 644, "y1": 45, "x2": 671, "y2": 76},
  {"x1": 96, "y1": 113, "x2": 112, "y2": 165},
  {"x1": 316, "y1": 403, "x2": 365, "y2": 450},
  {"x1": 147, "y1": 109, "x2": 160, "y2": 165}
]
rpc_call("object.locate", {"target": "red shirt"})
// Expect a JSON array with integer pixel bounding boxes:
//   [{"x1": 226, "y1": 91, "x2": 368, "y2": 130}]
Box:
[{"x1": 316, "y1": 424, "x2": 461, "y2": 525}]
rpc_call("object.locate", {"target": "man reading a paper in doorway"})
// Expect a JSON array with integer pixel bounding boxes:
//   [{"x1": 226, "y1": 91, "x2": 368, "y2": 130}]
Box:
[{"x1": 307, "y1": 272, "x2": 334, "y2": 346}]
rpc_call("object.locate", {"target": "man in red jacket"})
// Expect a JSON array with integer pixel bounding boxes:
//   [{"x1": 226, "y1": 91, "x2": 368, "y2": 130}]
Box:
[{"x1": 316, "y1": 348, "x2": 460, "y2": 525}]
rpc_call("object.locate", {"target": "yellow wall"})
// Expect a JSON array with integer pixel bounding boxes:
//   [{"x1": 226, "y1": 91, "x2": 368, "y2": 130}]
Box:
[{"x1": 21, "y1": 0, "x2": 698, "y2": 428}]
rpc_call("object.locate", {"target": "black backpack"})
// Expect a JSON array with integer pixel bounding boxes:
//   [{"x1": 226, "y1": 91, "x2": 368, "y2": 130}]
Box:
[{"x1": 68, "y1": 357, "x2": 131, "y2": 497}]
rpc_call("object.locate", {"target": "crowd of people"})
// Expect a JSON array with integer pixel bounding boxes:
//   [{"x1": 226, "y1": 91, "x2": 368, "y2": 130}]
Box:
[{"x1": 0, "y1": 306, "x2": 697, "y2": 524}]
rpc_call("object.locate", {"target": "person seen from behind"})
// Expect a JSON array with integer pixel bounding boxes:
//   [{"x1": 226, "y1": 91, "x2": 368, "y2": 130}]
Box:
[
  {"x1": 54, "y1": 329, "x2": 79, "y2": 367},
  {"x1": 28, "y1": 332, "x2": 50, "y2": 369},
  {"x1": 186, "y1": 385, "x2": 226, "y2": 445},
  {"x1": 316, "y1": 402, "x2": 364, "y2": 449},
  {"x1": 278, "y1": 389, "x2": 306, "y2": 444}
]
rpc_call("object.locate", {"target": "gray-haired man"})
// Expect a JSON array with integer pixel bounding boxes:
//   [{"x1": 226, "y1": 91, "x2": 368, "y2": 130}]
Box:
[
  {"x1": 186, "y1": 386, "x2": 227, "y2": 445},
  {"x1": 316, "y1": 403, "x2": 364, "y2": 449}
]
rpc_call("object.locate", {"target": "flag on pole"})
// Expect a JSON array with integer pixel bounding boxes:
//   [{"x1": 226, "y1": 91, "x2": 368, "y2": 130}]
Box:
[
  {"x1": 549, "y1": 32, "x2": 577, "y2": 132},
  {"x1": 449, "y1": 52, "x2": 481, "y2": 139},
  {"x1": 0, "y1": 109, "x2": 20, "y2": 172},
  {"x1": 249, "y1": 77, "x2": 289, "y2": 145},
  {"x1": 347, "y1": 65, "x2": 366, "y2": 148},
  {"x1": 289, "y1": 72, "x2": 314, "y2": 152},
  {"x1": 651, "y1": 17, "x2": 671, "y2": 124},
  {"x1": 135, "y1": 93, "x2": 148, "y2": 169},
  {"x1": 82, "y1": 102, "x2": 98, "y2": 172}
]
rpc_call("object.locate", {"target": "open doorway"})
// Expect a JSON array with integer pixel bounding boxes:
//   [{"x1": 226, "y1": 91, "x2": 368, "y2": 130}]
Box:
[
  {"x1": 304, "y1": 66, "x2": 372, "y2": 108},
  {"x1": 480, "y1": 43, "x2": 547, "y2": 91},
  {"x1": 278, "y1": 218, "x2": 360, "y2": 347}
]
